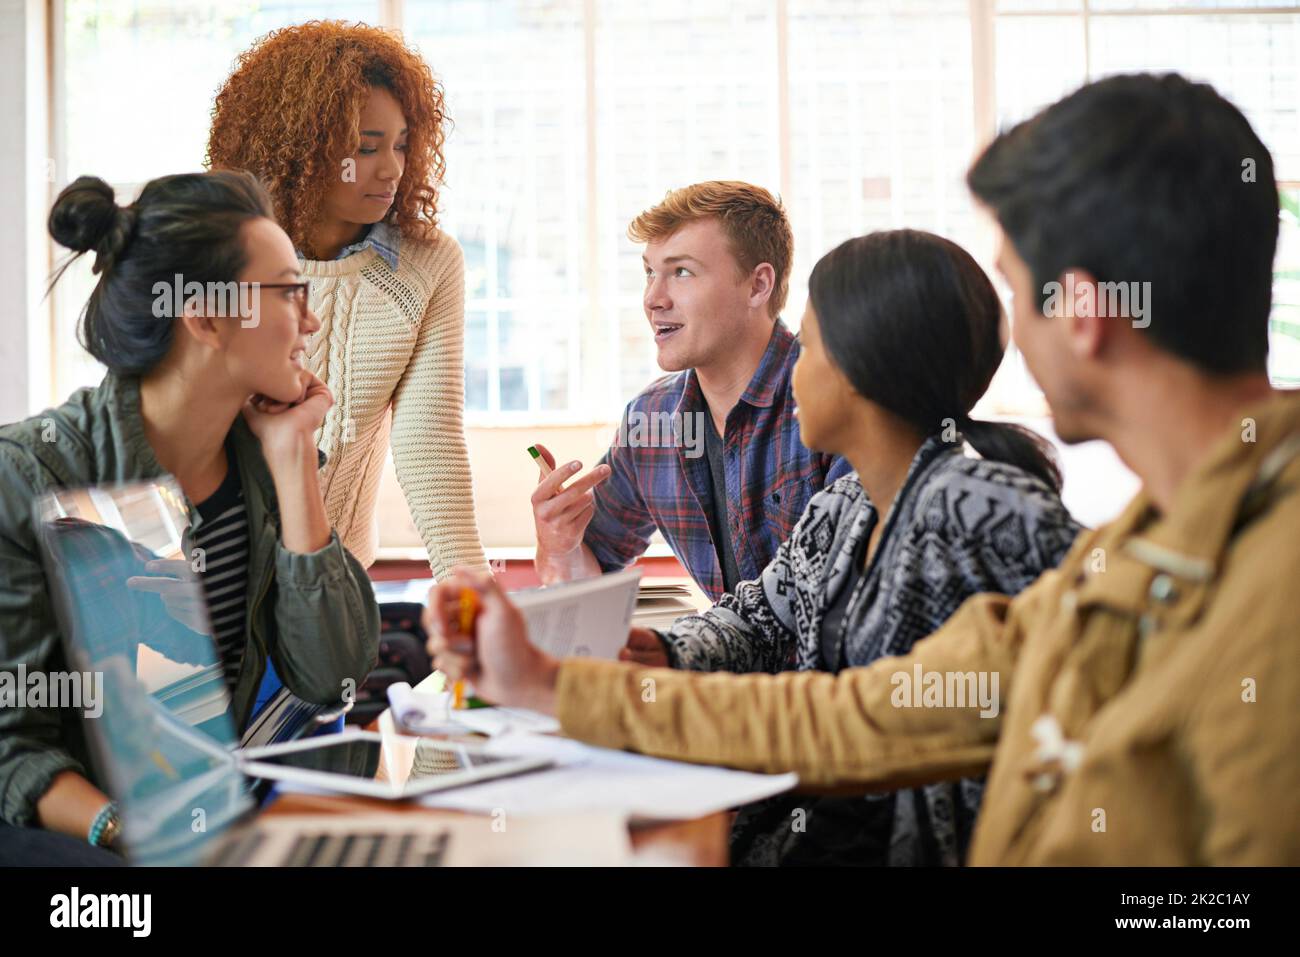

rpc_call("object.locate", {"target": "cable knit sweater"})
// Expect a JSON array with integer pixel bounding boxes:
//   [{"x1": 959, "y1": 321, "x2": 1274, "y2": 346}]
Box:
[{"x1": 300, "y1": 230, "x2": 487, "y2": 575}]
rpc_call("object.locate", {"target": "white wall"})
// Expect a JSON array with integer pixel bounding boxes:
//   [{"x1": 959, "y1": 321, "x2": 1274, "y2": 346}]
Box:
[{"x1": 376, "y1": 422, "x2": 619, "y2": 550}]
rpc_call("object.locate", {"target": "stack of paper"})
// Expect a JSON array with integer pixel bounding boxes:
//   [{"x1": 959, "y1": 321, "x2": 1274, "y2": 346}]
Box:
[{"x1": 633, "y1": 577, "x2": 709, "y2": 631}]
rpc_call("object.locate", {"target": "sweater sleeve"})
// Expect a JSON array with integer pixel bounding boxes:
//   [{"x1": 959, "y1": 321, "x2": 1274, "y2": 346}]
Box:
[{"x1": 390, "y1": 238, "x2": 489, "y2": 580}]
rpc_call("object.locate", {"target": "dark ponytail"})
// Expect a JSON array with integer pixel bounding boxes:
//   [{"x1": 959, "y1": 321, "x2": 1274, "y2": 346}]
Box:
[
  {"x1": 809, "y1": 229, "x2": 1061, "y2": 493},
  {"x1": 48, "y1": 171, "x2": 274, "y2": 376},
  {"x1": 957, "y1": 418, "x2": 1061, "y2": 492}
]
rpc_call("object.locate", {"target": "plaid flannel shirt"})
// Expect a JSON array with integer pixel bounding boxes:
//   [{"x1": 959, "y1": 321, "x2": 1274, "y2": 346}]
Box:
[{"x1": 584, "y1": 321, "x2": 851, "y2": 602}]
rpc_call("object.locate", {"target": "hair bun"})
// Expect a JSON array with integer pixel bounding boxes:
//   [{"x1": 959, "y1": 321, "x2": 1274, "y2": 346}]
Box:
[{"x1": 48, "y1": 176, "x2": 137, "y2": 274}]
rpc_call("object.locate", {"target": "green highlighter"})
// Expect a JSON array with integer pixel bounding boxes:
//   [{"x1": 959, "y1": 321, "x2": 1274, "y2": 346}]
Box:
[{"x1": 527, "y1": 445, "x2": 553, "y2": 478}]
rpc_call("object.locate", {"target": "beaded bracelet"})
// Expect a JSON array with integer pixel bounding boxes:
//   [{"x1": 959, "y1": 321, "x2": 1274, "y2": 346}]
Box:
[{"x1": 87, "y1": 801, "x2": 119, "y2": 847}]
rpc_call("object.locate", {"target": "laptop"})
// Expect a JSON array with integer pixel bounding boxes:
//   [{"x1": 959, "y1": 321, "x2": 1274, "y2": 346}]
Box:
[{"x1": 33, "y1": 478, "x2": 554, "y2": 866}]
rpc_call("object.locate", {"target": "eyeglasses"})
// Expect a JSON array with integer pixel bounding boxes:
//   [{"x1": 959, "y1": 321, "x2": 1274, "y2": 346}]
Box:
[{"x1": 256, "y1": 281, "x2": 312, "y2": 320}]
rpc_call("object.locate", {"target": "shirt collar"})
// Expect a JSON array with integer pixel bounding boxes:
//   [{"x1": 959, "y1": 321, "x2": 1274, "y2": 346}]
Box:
[
  {"x1": 336, "y1": 221, "x2": 400, "y2": 270},
  {"x1": 674, "y1": 319, "x2": 794, "y2": 419},
  {"x1": 297, "y1": 221, "x2": 401, "y2": 270},
  {"x1": 739, "y1": 320, "x2": 796, "y2": 409}
]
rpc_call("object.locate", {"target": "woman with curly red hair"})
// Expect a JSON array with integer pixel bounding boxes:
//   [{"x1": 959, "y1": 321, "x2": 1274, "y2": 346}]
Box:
[{"x1": 207, "y1": 20, "x2": 486, "y2": 576}]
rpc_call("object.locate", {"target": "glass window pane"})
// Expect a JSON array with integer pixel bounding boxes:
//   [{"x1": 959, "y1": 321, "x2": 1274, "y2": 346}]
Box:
[
  {"x1": 1091, "y1": 1, "x2": 1289, "y2": 10},
  {"x1": 499, "y1": 366, "x2": 529, "y2": 411},
  {"x1": 56, "y1": 1, "x2": 381, "y2": 397},
  {"x1": 996, "y1": 0, "x2": 1081, "y2": 10},
  {"x1": 1088, "y1": 12, "x2": 1300, "y2": 181},
  {"x1": 407, "y1": 0, "x2": 587, "y2": 417},
  {"x1": 1271, "y1": 187, "x2": 1300, "y2": 387},
  {"x1": 63, "y1": 1, "x2": 381, "y2": 185},
  {"x1": 995, "y1": 14, "x2": 1088, "y2": 128},
  {"x1": 595, "y1": 0, "x2": 781, "y2": 404},
  {"x1": 788, "y1": 0, "x2": 981, "y2": 323}
]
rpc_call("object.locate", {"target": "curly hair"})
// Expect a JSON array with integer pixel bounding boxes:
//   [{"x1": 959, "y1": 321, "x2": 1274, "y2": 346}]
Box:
[{"x1": 206, "y1": 20, "x2": 448, "y2": 258}]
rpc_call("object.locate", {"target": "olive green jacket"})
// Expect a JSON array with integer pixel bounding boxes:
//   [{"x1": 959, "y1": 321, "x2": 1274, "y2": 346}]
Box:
[
  {"x1": 0, "y1": 374, "x2": 380, "y2": 826},
  {"x1": 558, "y1": 392, "x2": 1300, "y2": 864}
]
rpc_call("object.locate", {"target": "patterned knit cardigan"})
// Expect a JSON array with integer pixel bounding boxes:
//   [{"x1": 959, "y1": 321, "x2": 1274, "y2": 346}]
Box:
[{"x1": 660, "y1": 435, "x2": 1082, "y2": 865}]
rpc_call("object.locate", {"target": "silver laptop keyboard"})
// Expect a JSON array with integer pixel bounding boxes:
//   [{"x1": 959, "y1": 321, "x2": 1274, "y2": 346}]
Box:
[{"x1": 209, "y1": 829, "x2": 451, "y2": 867}]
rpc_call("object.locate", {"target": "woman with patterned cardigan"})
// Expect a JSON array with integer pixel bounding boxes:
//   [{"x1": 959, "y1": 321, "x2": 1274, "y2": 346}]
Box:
[
  {"x1": 432, "y1": 229, "x2": 1082, "y2": 865},
  {"x1": 207, "y1": 21, "x2": 486, "y2": 575}
]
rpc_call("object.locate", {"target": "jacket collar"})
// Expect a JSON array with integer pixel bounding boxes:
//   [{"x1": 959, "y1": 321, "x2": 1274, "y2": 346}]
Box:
[
  {"x1": 1127, "y1": 390, "x2": 1300, "y2": 568},
  {"x1": 104, "y1": 371, "x2": 166, "y2": 479},
  {"x1": 1075, "y1": 390, "x2": 1300, "y2": 612},
  {"x1": 98, "y1": 373, "x2": 282, "y2": 524},
  {"x1": 864, "y1": 435, "x2": 960, "y2": 531}
]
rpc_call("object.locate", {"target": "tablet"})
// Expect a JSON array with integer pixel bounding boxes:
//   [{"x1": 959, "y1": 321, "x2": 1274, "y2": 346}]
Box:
[{"x1": 239, "y1": 729, "x2": 553, "y2": 800}]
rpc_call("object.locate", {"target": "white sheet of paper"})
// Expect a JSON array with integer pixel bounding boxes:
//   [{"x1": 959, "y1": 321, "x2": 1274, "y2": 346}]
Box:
[
  {"x1": 418, "y1": 731, "x2": 798, "y2": 821},
  {"x1": 512, "y1": 568, "x2": 642, "y2": 660}
]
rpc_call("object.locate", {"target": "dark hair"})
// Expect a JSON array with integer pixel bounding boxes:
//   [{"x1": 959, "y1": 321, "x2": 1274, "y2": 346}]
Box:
[
  {"x1": 48, "y1": 171, "x2": 274, "y2": 375},
  {"x1": 968, "y1": 72, "x2": 1278, "y2": 376},
  {"x1": 809, "y1": 229, "x2": 1062, "y2": 492}
]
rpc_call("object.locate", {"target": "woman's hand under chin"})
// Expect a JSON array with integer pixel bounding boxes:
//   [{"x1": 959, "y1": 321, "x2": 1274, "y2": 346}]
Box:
[
  {"x1": 242, "y1": 370, "x2": 333, "y2": 463},
  {"x1": 242, "y1": 370, "x2": 334, "y2": 554}
]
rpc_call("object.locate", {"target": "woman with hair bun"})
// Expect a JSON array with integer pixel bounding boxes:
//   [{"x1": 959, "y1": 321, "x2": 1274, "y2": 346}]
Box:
[
  {"x1": 0, "y1": 172, "x2": 379, "y2": 864},
  {"x1": 207, "y1": 20, "x2": 487, "y2": 575}
]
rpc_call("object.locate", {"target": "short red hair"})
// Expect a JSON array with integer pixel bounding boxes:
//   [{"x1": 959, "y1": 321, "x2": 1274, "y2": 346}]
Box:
[{"x1": 627, "y1": 181, "x2": 793, "y2": 318}]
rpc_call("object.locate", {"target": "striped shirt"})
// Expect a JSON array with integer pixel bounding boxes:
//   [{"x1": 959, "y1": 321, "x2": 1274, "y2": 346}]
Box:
[{"x1": 192, "y1": 445, "x2": 250, "y2": 686}]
